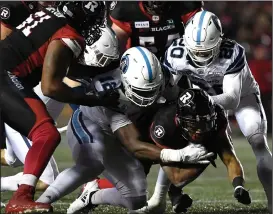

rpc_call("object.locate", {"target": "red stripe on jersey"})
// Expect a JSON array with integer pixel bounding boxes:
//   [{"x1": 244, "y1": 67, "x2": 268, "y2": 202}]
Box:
[
  {"x1": 12, "y1": 24, "x2": 84, "y2": 77},
  {"x1": 181, "y1": 8, "x2": 202, "y2": 24},
  {"x1": 149, "y1": 122, "x2": 170, "y2": 149},
  {"x1": 110, "y1": 16, "x2": 132, "y2": 35}
]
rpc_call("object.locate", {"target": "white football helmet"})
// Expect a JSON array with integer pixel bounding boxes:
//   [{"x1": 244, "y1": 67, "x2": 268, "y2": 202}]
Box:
[
  {"x1": 80, "y1": 26, "x2": 119, "y2": 67},
  {"x1": 183, "y1": 10, "x2": 223, "y2": 67},
  {"x1": 120, "y1": 46, "x2": 164, "y2": 107}
]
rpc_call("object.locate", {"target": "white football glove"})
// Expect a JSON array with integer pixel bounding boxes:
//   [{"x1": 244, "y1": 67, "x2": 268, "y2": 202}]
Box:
[{"x1": 160, "y1": 143, "x2": 214, "y2": 164}]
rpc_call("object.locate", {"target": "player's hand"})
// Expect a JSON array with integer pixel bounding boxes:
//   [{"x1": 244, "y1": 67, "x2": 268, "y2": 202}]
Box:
[
  {"x1": 160, "y1": 143, "x2": 214, "y2": 164},
  {"x1": 234, "y1": 186, "x2": 251, "y2": 205},
  {"x1": 95, "y1": 89, "x2": 120, "y2": 107},
  {"x1": 179, "y1": 143, "x2": 214, "y2": 164}
]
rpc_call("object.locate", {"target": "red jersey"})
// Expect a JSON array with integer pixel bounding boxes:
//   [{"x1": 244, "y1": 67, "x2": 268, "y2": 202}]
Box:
[{"x1": 0, "y1": 7, "x2": 84, "y2": 87}]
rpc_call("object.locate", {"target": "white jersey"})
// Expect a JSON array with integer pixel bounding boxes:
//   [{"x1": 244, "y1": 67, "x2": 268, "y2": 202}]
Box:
[
  {"x1": 164, "y1": 38, "x2": 259, "y2": 97},
  {"x1": 79, "y1": 67, "x2": 180, "y2": 134}
]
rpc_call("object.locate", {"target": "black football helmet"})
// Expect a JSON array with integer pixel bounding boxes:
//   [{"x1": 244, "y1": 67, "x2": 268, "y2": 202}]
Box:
[
  {"x1": 175, "y1": 88, "x2": 217, "y2": 143},
  {"x1": 142, "y1": 1, "x2": 172, "y2": 15},
  {"x1": 58, "y1": 1, "x2": 106, "y2": 46}
]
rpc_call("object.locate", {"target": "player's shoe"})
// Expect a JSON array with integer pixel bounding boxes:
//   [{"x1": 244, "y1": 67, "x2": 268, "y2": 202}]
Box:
[
  {"x1": 129, "y1": 199, "x2": 166, "y2": 214},
  {"x1": 5, "y1": 184, "x2": 52, "y2": 214},
  {"x1": 168, "y1": 190, "x2": 193, "y2": 213},
  {"x1": 67, "y1": 180, "x2": 99, "y2": 214},
  {"x1": 1, "y1": 202, "x2": 5, "y2": 208}
]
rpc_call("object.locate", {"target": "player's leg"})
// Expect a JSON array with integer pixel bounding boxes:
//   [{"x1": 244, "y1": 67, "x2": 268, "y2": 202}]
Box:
[
  {"x1": 130, "y1": 167, "x2": 170, "y2": 214},
  {"x1": 0, "y1": 71, "x2": 60, "y2": 212},
  {"x1": 235, "y1": 93, "x2": 272, "y2": 211},
  {"x1": 90, "y1": 139, "x2": 147, "y2": 211},
  {"x1": 3, "y1": 124, "x2": 59, "y2": 191},
  {"x1": 38, "y1": 110, "x2": 105, "y2": 206},
  {"x1": 33, "y1": 82, "x2": 65, "y2": 121}
]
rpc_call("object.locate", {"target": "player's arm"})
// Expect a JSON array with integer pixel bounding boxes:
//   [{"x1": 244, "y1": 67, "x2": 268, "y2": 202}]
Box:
[
  {"x1": 0, "y1": 23, "x2": 12, "y2": 40},
  {"x1": 211, "y1": 72, "x2": 242, "y2": 110},
  {"x1": 109, "y1": 2, "x2": 131, "y2": 55},
  {"x1": 217, "y1": 130, "x2": 251, "y2": 205},
  {"x1": 111, "y1": 23, "x2": 130, "y2": 55},
  {"x1": 66, "y1": 60, "x2": 120, "y2": 78},
  {"x1": 217, "y1": 130, "x2": 244, "y2": 183},
  {"x1": 41, "y1": 40, "x2": 118, "y2": 107},
  {"x1": 211, "y1": 44, "x2": 246, "y2": 110},
  {"x1": 115, "y1": 123, "x2": 213, "y2": 164}
]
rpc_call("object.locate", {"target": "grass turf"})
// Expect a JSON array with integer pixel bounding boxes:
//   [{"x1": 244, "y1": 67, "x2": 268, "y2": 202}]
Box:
[{"x1": 1, "y1": 135, "x2": 271, "y2": 214}]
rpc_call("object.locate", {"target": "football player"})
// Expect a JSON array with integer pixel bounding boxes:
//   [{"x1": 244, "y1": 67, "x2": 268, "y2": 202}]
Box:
[
  {"x1": 36, "y1": 47, "x2": 214, "y2": 213},
  {"x1": 109, "y1": 1, "x2": 203, "y2": 58},
  {"x1": 133, "y1": 89, "x2": 252, "y2": 214},
  {"x1": 0, "y1": 2, "x2": 119, "y2": 213},
  {"x1": 164, "y1": 10, "x2": 272, "y2": 212},
  {"x1": 0, "y1": 1, "x2": 56, "y2": 40}
]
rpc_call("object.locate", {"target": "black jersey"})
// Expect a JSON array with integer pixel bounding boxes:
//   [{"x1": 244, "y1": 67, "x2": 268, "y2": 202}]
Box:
[
  {"x1": 0, "y1": 1, "x2": 38, "y2": 29},
  {"x1": 150, "y1": 103, "x2": 228, "y2": 153},
  {"x1": 109, "y1": 1, "x2": 202, "y2": 58},
  {"x1": 0, "y1": 7, "x2": 84, "y2": 88},
  {"x1": 125, "y1": 66, "x2": 180, "y2": 142}
]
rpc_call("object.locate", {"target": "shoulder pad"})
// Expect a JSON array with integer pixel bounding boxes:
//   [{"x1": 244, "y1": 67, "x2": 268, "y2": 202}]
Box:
[
  {"x1": 109, "y1": 2, "x2": 136, "y2": 22},
  {"x1": 0, "y1": 2, "x2": 31, "y2": 28},
  {"x1": 222, "y1": 39, "x2": 246, "y2": 75}
]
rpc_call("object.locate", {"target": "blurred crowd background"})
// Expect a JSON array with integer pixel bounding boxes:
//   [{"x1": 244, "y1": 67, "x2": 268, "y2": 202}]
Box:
[{"x1": 205, "y1": 2, "x2": 272, "y2": 133}]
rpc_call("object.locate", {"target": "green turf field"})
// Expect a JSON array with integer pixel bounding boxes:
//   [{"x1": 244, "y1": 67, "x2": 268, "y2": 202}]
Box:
[{"x1": 1, "y1": 135, "x2": 271, "y2": 214}]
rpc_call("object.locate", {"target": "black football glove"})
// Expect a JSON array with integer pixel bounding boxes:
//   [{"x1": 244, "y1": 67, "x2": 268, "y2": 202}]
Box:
[
  {"x1": 95, "y1": 89, "x2": 120, "y2": 107},
  {"x1": 234, "y1": 186, "x2": 251, "y2": 205}
]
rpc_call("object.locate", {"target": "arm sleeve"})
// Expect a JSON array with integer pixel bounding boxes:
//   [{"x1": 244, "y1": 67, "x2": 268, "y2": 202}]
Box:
[
  {"x1": 211, "y1": 72, "x2": 242, "y2": 110},
  {"x1": 106, "y1": 110, "x2": 132, "y2": 133},
  {"x1": 51, "y1": 24, "x2": 85, "y2": 58}
]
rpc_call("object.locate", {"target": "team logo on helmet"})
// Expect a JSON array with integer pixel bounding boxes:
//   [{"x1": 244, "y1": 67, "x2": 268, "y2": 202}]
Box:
[
  {"x1": 154, "y1": 125, "x2": 165, "y2": 138},
  {"x1": 110, "y1": 1, "x2": 117, "y2": 10},
  {"x1": 179, "y1": 90, "x2": 194, "y2": 106},
  {"x1": 82, "y1": 1, "x2": 101, "y2": 15},
  {"x1": 0, "y1": 7, "x2": 10, "y2": 20},
  {"x1": 120, "y1": 55, "x2": 129, "y2": 74}
]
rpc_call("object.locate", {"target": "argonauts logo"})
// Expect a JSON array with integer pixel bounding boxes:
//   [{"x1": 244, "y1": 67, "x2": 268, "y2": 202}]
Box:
[{"x1": 120, "y1": 55, "x2": 129, "y2": 74}]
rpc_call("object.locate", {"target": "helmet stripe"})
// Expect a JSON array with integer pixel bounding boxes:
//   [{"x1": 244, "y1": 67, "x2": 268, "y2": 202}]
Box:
[
  {"x1": 196, "y1": 10, "x2": 207, "y2": 45},
  {"x1": 136, "y1": 47, "x2": 153, "y2": 83}
]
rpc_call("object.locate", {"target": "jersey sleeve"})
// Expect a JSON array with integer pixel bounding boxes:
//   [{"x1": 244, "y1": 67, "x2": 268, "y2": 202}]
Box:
[
  {"x1": 109, "y1": 2, "x2": 132, "y2": 34},
  {"x1": 163, "y1": 38, "x2": 188, "y2": 75},
  {"x1": 225, "y1": 42, "x2": 246, "y2": 75},
  {"x1": 51, "y1": 24, "x2": 85, "y2": 58},
  {"x1": 105, "y1": 109, "x2": 132, "y2": 133},
  {"x1": 0, "y1": 2, "x2": 31, "y2": 29}
]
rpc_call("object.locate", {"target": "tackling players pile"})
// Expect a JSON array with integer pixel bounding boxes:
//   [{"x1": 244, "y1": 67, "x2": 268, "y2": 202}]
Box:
[{"x1": 0, "y1": 1, "x2": 271, "y2": 214}]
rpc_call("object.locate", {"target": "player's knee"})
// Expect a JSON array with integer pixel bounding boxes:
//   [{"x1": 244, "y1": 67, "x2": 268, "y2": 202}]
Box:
[
  {"x1": 126, "y1": 195, "x2": 147, "y2": 210},
  {"x1": 248, "y1": 133, "x2": 269, "y2": 155},
  {"x1": 30, "y1": 122, "x2": 61, "y2": 146},
  {"x1": 4, "y1": 153, "x2": 22, "y2": 168}
]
